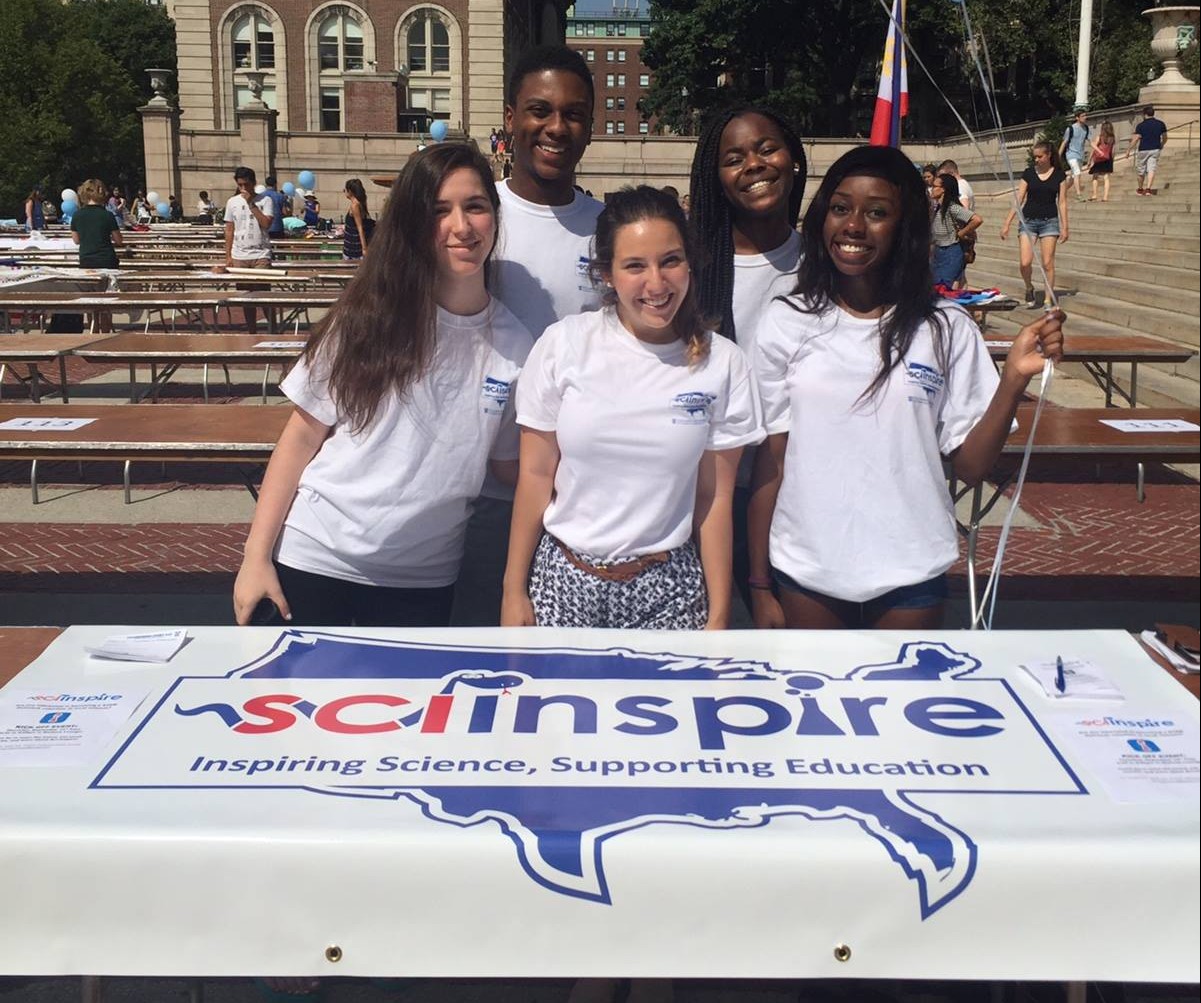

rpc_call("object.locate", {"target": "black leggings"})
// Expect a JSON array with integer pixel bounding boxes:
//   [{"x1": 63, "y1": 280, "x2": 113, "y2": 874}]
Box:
[{"x1": 249, "y1": 562, "x2": 455, "y2": 627}]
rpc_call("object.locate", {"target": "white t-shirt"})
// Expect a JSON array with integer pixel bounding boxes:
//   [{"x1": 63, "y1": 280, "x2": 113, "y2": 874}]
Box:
[
  {"x1": 276, "y1": 300, "x2": 534, "y2": 588},
  {"x1": 955, "y1": 176, "x2": 975, "y2": 211},
  {"x1": 225, "y1": 193, "x2": 274, "y2": 260},
  {"x1": 731, "y1": 229, "x2": 802, "y2": 486},
  {"x1": 518, "y1": 307, "x2": 764, "y2": 561},
  {"x1": 483, "y1": 180, "x2": 605, "y2": 501},
  {"x1": 754, "y1": 299, "x2": 998, "y2": 602},
  {"x1": 492, "y1": 180, "x2": 604, "y2": 340}
]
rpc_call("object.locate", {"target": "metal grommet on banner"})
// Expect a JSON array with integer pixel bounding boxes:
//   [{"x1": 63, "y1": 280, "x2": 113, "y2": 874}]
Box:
[
  {"x1": 325, "y1": 945, "x2": 343, "y2": 963},
  {"x1": 833, "y1": 943, "x2": 852, "y2": 963}
]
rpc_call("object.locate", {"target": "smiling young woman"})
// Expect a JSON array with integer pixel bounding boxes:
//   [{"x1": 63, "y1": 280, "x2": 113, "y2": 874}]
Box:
[
  {"x1": 747, "y1": 145, "x2": 1064, "y2": 631},
  {"x1": 232, "y1": 144, "x2": 533, "y2": 631},
  {"x1": 501, "y1": 186, "x2": 763, "y2": 633}
]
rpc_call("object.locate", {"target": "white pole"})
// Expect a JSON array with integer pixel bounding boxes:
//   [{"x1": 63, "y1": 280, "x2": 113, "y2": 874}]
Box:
[{"x1": 1075, "y1": 0, "x2": 1094, "y2": 107}]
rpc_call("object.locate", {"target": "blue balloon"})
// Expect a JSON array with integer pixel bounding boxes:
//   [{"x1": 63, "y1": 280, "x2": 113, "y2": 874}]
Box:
[
  {"x1": 297, "y1": 170, "x2": 316, "y2": 189},
  {"x1": 61, "y1": 200, "x2": 79, "y2": 215},
  {"x1": 429, "y1": 120, "x2": 449, "y2": 142},
  {"x1": 156, "y1": 201, "x2": 171, "y2": 218},
  {"x1": 281, "y1": 181, "x2": 295, "y2": 196}
]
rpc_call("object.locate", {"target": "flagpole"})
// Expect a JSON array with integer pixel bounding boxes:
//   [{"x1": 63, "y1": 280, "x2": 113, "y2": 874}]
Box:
[
  {"x1": 1074, "y1": 0, "x2": 1094, "y2": 107},
  {"x1": 890, "y1": 0, "x2": 904, "y2": 146}
]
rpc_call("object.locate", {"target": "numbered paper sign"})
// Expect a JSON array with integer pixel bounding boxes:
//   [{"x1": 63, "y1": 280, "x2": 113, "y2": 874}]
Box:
[{"x1": 0, "y1": 417, "x2": 97, "y2": 431}]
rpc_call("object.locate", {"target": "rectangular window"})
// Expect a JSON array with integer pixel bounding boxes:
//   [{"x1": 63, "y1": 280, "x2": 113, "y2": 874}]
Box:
[
  {"x1": 616, "y1": 74, "x2": 625, "y2": 87},
  {"x1": 617, "y1": 49, "x2": 626, "y2": 62},
  {"x1": 234, "y1": 39, "x2": 252, "y2": 68},
  {"x1": 320, "y1": 87, "x2": 341, "y2": 131},
  {"x1": 605, "y1": 97, "x2": 615, "y2": 110},
  {"x1": 616, "y1": 121, "x2": 625, "y2": 134},
  {"x1": 639, "y1": 73, "x2": 650, "y2": 87},
  {"x1": 617, "y1": 23, "x2": 627, "y2": 35},
  {"x1": 586, "y1": 49, "x2": 594, "y2": 61},
  {"x1": 431, "y1": 88, "x2": 450, "y2": 113},
  {"x1": 256, "y1": 25, "x2": 275, "y2": 69},
  {"x1": 605, "y1": 23, "x2": 616, "y2": 36},
  {"x1": 638, "y1": 121, "x2": 649, "y2": 134},
  {"x1": 430, "y1": 21, "x2": 450, "y2": 72},
  {"x1": 318, "y1": 38, "x2": 339, "y2": 70},
  {"x1": 408, "y1": 18, "x2": 427, "y2": 71},
  {"x1": 605, "y1": 121, "x2": 615, "y2": 134},
  {"x1": 606, "y1": 73, "x2": 614, "y2": 87},
  {"x1": 575, "y1": 24, "x2": 585, "y2": 36},
  {"x1": 606, "y1": 49, "x2": 614, "y2": 61},
  {"x1": 586, "y1": 23, "x2": 595, "y2": 35},
  {"x1": 344, "y1": 37, "x2": 364, "y2": 71},
  {"x1": 617, "y1": 97, "x2": 625, "y2": 110}
]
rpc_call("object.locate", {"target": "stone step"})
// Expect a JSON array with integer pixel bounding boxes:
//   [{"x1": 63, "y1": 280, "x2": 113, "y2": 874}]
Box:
[
  {"x1": 971, "y1": 248, "x2": 1200, "y2": 293},
  {"x1": 967, "y1": 265, "x2": 1199, "y2": 345},
  {"x1": 973, "y1": 240, "x2": 1198, "y2": 269}
]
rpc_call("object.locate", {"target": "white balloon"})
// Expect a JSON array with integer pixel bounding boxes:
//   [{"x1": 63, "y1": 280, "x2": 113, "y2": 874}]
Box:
[
  {"x1": 254, "y1": 184, "x2": 265, "y2": 194},
  {"x1": 147, "y1": 190, "x2": 160, "y2": 204},
  {"x1": 60, "y1": 188, "x2": 77, "y2": 203}
]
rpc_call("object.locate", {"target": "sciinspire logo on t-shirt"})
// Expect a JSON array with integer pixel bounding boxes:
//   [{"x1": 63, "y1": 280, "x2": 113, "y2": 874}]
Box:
[
  {"x1": 904, "y1": 362, "x2": 945, "y2": 406},
  {"x1": 480, "y1": 376, "x2": 512, "y2": 416},
  {"x1": 671, "y1": 391, "x2": 716, "y2": 425},
  {"x1": 575, "y1": 255, "x2": 593, "y2": 292}
]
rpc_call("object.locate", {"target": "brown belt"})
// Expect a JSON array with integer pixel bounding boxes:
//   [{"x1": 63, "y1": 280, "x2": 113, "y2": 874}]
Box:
[{"x1": 554, "y1": 537, "x2": 670, "y2": 583}]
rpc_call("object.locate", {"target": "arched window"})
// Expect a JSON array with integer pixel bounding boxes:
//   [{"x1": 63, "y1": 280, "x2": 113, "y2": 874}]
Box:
[
  {"x1": 230, "y1": 8, "x2": 278, "y2": 112},
  {"x1": 307, "y1": 4, "x2": 374, "y2": 132},
  {"x1": 398, "y1": 7, "x2": 459, "y2": 132},
  {"x1": 318, "y1": 10, "x2": 364, "y2": 71}
]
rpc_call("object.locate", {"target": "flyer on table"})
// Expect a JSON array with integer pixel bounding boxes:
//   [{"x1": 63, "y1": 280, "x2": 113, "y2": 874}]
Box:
[{"x1": 0, "y1": 687, "x2": 150, "y2": 768}]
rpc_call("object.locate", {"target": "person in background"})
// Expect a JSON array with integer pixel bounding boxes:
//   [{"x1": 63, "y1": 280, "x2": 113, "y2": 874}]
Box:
[
  {"x1": 132, "y1": 190, "x2": 152, "y2": 226},
  {"x1": 1088, "y1": 120, "x2": 1116, "y2": 202},
  {"x1": 1126, "y1": 104, "x2": 1169, "y2": 196},
  {"x1": 262, "y1": 175, "x2": 288, "y2": 238},
  {"x1": 749, "y1": 145, "x2": 1063, "y2": 631},
  {"x1": 107, "y1": 187, "x2": 127, "y2": 228},
  {"x1": 302, "y1": 194, "x2": 321, "y2": 228},
  {"x1": 937, "y1": 159, "x2": 974, "y2": 210},
  {"x1": 342, "y1": 178, "x2": 374, "y2": 260},
  {"x1": 929, "y1": 173, "x2": 982, "y2": 288},
  {"x1": 1058, "y1": 107, "x2": 1090, "y2": 202},
  {"x1": 196, "y1": 190, "x2": 217, "y2": 224},
  {"x1": 1001, "y1": 140, "x2": 1069, "y2": 309},
  {"x1": 71, "y1": 178, "x2": 122, "y2": 269},
  {"x1": 168, "y1": 195, "x2": 183, "y2": 222},
  {"x1": 23, "y1": 187, "x2": 45, "y2": 232},
  {"x1": 681, "y1": 193, "x2": 691, "y2": 216},
  {"x1": 223, "y1": 165, "x2": 274, "y2": 333}
]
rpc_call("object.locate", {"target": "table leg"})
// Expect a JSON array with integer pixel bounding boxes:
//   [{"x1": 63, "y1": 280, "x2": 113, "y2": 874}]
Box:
[
  {"x1": 80, "y1": 975, "x2": 102, "y2": 1003},
  {"x1": 128, "y1": 363, "x2": 137, "y2": 403},
  {"x1": 30, "y1": 458, "x2": 39, "y2": 505},
  {"x1": 59, "y1": 354, "x2": 69, "y2": 403},
  {"x1": 123, "y1": 460, "x2": 132, "y2": 505},
  {"x1": 1105, "y1": 362, "x2": 1113, "y2": 407},
  {"x1": 28, "y1": 363, "x2": 42, "y2": 404},
  {"x1": 1065, "y1": 982, "x2": 1087, "y2": 1003},
  {"x1": 0, "y1": 361, "x2": 6, "y2": 400}
]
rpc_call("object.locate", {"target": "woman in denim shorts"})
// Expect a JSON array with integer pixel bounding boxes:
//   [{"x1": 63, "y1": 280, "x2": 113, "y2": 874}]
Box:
[{"x1": 1000, "y1": 141, "x2": 1069, "y2": 308}]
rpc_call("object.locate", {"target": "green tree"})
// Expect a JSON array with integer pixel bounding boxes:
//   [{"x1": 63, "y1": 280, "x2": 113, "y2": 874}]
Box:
[
  {"x1": 0, "y1": 0, "x2": 174, "y2": 217},
  {"x1": 640, "y1": 0, "x2": 1163, "y2": 140}
]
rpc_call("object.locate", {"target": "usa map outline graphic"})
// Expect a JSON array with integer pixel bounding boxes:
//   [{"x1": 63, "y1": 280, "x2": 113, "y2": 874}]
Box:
[{"x1": 92, "y1": 630, "x2": 1088, "y2": 919}]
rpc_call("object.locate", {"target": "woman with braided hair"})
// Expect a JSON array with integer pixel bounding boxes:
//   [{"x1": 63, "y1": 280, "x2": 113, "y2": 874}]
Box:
[{"x1": 687, "y1": 105, "x2": 806, "y2": 610}]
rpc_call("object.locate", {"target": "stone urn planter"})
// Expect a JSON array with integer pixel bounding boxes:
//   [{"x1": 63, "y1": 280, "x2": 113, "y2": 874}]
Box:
[{"x1": 1140, "y1": 6, "x2": 1200, "y2": 100}]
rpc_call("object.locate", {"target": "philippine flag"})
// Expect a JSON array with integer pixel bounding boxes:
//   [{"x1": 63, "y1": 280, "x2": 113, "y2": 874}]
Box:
[{"x1": 869, "y1": 0, "x2": 909, "y2": 147}]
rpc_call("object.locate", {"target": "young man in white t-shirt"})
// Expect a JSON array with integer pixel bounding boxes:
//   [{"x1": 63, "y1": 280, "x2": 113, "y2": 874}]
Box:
[
  {"x1": 223, "y1": 165, "x2": 274, "y2": 334},
  {"x1": 454, "y1": 45, "x2": 605, "y2": 625}
]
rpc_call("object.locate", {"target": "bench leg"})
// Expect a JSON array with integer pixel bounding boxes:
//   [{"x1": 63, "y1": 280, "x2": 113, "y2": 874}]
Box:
[
  {"x1": 0, "y1": 361, "x2": 6, "y2": 400},
  {"x1": 81, "y1": 975, "x2": 102, "y2": 1003},
  {"x1": 202, "y1": 363, "x2": 209, "y2": 403},
  {"x1": 30, "y1": 458, "x2": 39, "y2": 505},
  {"x1": 1065, "y1": 982, "x2": 1087, "y2": 1003},
  {"x1": 124, "y1": 460, "x2": 132, "y2": 505},
  {"x1": 59, "y1": 354, "x2": 69, "y2": 403},
  {"x1": 188, "y1": 979, "x2": 204, "y2": 1003},
  {"x1": 262, "y1": 363, "x2": 270, "y2": 404}
]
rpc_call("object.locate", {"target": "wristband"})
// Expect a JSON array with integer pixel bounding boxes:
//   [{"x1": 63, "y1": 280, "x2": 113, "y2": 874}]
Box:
[{"x1": 748, "y1": 576, "x2": 774, "y2": 591}]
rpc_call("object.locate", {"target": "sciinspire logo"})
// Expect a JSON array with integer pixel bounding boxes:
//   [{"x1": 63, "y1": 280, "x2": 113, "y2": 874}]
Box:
[
  {"x1": 92, "y1": 633, "x2": 1084, "y2": 918},
  {"x1": 480, "y1": 376, "x2": 511, "y2": 416},
  {"x1": 904, "y1": 362, "x2": 945, "y2": 406},
  {"x1": 670, "y1": 391, "x2": 716, "y2": 425}
]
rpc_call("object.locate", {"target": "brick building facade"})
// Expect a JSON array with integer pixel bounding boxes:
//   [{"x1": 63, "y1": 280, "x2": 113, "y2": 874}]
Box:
[{"x1": 563, "y1": 4, "x2": 654, "y2": 136}]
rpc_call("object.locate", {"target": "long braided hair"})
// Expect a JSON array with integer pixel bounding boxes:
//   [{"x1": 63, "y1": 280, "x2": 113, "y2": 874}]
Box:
[{"x1": 688, "y1": 105, "x2": 806, "y2": 344}]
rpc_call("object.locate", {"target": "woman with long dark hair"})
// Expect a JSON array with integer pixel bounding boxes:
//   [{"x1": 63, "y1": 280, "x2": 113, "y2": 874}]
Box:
[
  {"x1": 748, "y1": 146, "x2": 1063, "y2": 630},
  {"x1": 233, "y1": 144, "x2": 533, "y2": 628},
  {"x1": 501, "y1": 185, "x2": 762, "y2": 632},
  {"x1": 929, "y1": 172, "x2": 982, "y2": 288},
  {"x1": 341, "y1": 177, "x2": 374, "y2": 259},
  {"x1": 687, "y1": 105, "x2": 805, "y2": 611}
]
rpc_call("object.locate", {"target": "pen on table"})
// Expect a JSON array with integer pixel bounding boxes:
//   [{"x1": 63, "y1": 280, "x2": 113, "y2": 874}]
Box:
[{"x1": 1055, "y1": 655, "x2": 1066, "y2": 694}]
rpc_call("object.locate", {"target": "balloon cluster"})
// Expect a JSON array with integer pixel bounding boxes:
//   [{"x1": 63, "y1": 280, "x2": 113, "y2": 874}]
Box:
[{"x1": 61, "y1": 188, "x2": 79, "y2": 216}]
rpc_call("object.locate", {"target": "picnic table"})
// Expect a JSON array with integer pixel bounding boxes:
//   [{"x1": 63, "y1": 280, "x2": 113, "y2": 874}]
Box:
[{"x1": 0, "y1": 333, "x2": 111, "y2": 402}]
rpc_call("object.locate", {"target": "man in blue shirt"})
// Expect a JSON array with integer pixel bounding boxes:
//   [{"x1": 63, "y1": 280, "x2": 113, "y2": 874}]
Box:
[
  {"x1": 262, "y1": 176, "x2": 288, "y2": 237},
  {"x1": 1126, "y1": 105, "x2": 1169, "y2": 196}
]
